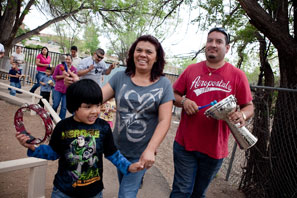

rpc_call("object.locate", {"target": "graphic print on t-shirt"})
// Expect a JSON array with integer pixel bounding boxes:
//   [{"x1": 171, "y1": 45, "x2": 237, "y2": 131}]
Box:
[
  {"x1": 190, "y1": 76, "x2": 232, "y2": 97},
  {"x1": 117, "y1": 84, "x2": 163, "y2": 143},
  {"x1": 65, "y1": 135, "x2": 100, "y2": 187}
]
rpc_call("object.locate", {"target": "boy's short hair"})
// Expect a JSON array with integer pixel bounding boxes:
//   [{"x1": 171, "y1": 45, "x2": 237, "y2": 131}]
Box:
[
  {"x1": 46, "y1": 66, "x2": 52, "y2": 71},
  {"x1": 66, "y1": 79, "x2": 103, "y2": 113}
]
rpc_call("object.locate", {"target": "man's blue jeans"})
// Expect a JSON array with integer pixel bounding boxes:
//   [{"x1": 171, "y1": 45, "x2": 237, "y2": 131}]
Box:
[
  {"x1": 30, "y1": 71, "x2": 45, "y2": 93},
  {"x1": 117, "y1": 158, "x2": 146, "y2": 198},
  {"x1": 9, "y1": 82, "x2": 21, "y2": 96},
  {"x1": 51, "y1": 186, "x2": 103, "y2": 198},
  {"x1": 170, "y1": 141, "x2": 223, "y2": 198},
  {"x1": 52, "y1": 89, "x2": 66, "y2": 119}
]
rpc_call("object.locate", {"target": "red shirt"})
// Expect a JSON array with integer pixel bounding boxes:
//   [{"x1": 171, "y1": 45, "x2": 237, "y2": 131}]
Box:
[{"x1": 173, "y1": 61, "x2": 252, "y2": 159}]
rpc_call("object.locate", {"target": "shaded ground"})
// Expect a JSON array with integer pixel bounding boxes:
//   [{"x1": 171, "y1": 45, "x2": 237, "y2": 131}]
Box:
[{"x1": 0, "y1": 81, "x2": 245, "y2": 198}]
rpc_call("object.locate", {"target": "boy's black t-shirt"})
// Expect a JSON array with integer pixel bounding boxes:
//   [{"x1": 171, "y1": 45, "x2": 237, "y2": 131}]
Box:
[{"x1": 49, "y1": 116, "x2": 117, "y2": 197}]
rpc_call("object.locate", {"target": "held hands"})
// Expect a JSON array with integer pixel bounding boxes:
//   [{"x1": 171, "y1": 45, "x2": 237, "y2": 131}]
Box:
[
  {"x1": 139, "y1": 148, "x2": 156, "y2": 169},
  {"x1": 15, "y1": 132, "x2": 36, "y2": 151},
  {"x1": 128, "y1": 161, "x2": 144, "y2": 173},
  {"x1": 183, "y1": 98, "x2": 199, "y2": 115}
]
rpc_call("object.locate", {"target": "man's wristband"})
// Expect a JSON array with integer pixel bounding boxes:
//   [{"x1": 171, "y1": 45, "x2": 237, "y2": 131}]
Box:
[
  {"x1": 181, "y1": 96, "x2": 187, "y2": 107},
  {"x1": 241, "y1": 111, "x2": 247, "y2": 120}
]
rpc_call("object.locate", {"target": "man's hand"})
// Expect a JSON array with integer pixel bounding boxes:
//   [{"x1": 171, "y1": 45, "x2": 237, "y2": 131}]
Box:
[
  {"x1": 228, "y1": 110, "x2": 246, "y2": 128},
  {"x1": 183, "y1": 98, "x2": 199, "y2": 115}
]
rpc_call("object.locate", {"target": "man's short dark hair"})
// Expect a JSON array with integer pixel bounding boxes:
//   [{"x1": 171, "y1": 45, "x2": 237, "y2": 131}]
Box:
[
  {"x1": 95, "y1": 48, "x2": 105, "y2": 55},
  {"x1": 71, "y1": 46, "x2": 78, "y2": 51},
  {"x1": 208, "y1": 27, "x2": 230, "y2": 44},
  {"x1": 66, "y1": 79, "x2": 103, "y2": 113}
]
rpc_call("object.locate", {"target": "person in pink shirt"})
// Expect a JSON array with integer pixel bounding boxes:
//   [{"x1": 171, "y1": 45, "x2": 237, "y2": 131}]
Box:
[
  {"x1": 52, "y1": 54, "x2": 77, "y2": 119},
  {"x1": 30, "y1": 46, "x2": 51, "y2": 93}
]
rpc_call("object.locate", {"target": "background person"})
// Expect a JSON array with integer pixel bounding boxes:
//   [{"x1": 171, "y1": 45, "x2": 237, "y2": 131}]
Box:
[
  {"x1": 38, "y1": 66, "x2": 54, "y2": 108},
  {"x1": 70, "y1": 45, "x2": 81, "y2": 68},
  {"x1": 10, "y1": 45, "x2": 25, "y2": 74},
  {"x1": 16, "y1": 79, "x2": 143, "y2": 198},
  {"x1": 52, "y1": 54, "x2": 77, "y2": 119},
  {"x1": 0, "y1": 43, "x2": 5, "y2": 58},
  {"x1": 8, "y1": 62, "x2": 22, "y2": 96},
  {"x1": 170, "y1": 27, "x2": 254, "y2": 198},
  {"x1": 77, "y1": 48, "x2": 116, "y2": 87},
  {"x1": 29, "y1": 46, "x2": 51, "y2": 93}
]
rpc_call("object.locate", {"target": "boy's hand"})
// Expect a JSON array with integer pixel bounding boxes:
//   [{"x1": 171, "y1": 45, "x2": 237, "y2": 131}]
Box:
[
  {"x1": 128, "y1": 161, "x2": 144, "y2": 173},
  {"x1": 15, "y1": 132, "x2": 36, "y2": 151}
]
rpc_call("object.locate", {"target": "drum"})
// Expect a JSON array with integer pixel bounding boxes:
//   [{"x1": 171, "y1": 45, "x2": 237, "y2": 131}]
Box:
[
  {"x1": 204, "y1": 95, "x2": 237, "y2": 120},
  {"x1": 204, "y1": 95, "x2": 258, "y2": 150}
]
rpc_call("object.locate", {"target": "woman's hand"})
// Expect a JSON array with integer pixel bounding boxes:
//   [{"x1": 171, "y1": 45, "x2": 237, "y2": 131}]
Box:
[
  {"x1": 63, "y1": 70, "x2": 79, "y2": 87},
  {"x1": 139, "y1": 148, "x2": 156, "y2": 169}
]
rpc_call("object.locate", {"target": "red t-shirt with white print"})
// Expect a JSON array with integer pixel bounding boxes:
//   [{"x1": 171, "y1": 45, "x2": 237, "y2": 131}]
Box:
[{"x1": 173, "y1": 61, "x2": 252, "y2": 159}]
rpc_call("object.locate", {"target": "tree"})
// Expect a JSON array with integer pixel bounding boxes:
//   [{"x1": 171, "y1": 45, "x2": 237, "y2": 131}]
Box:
[
  {"x1": 100, "y1": 0, "x2": 184, "y2": 64},
  {"x1": 83, "y1": 24, "x2": 100, "y2": 55},
  {"x1": 0, "y1": 0, "x2": 147, "y2": 54},
  {"x1": 237, "y1": 1, "x2": 297, "y2": 197},
  {"x1": 53, "y1": 21, "x2": 82, "y2": 53}
]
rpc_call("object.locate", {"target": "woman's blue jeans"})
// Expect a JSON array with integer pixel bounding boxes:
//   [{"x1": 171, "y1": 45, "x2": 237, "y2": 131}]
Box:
[
  {"x1": 170, "y1": 141, "x2": 223, "y2": 198},
  {"x1": 117, "y1": 158, "x2": 147, "y2": 198},
  {"x1": 52, "y1": 89, "x2": 66, "y2": 119},
  {"x1": 51, "y1": 186, "x2": 103, "y2": 198},
  {"x1": 30, "y1": 71, "x2": 45, "y2": 93}
]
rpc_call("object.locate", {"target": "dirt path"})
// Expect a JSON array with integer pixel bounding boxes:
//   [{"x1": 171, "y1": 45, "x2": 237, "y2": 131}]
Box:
[{"x1": 0, "y1": 97, "x2": 245, "y2": 198}]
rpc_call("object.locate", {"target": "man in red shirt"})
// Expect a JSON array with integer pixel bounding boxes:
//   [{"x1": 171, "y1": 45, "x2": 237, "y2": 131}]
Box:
[{"x1": 170, "y1": 27, "x2": 254, "y2": 198}]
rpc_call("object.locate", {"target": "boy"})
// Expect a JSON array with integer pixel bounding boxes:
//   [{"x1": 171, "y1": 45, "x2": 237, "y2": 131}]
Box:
[
  {"x1": 38, "y1": 66, "x2": 54, "y2": 107},
  {"x1": 16, "y1": 79, "x2": 143, "y2": 198},
  {"x1": 8, "y1": 62, "x2": 22, "y2": 96}
]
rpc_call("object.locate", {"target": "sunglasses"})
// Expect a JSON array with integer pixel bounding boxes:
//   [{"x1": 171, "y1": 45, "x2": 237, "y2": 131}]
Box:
[
  {"x1": 208, "y1": 27, "x2": 230, "y2": 44},
  {"x1": 96, "y1": 53, "x2": 104, "y2": 60}
]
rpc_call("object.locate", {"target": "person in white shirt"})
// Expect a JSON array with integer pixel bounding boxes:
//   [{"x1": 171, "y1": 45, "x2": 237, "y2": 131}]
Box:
[
  {"x1": 10, "y1": 45, "x2": 26, "y2": 73},
  {"x1": 70, "y1": 46, "x2": 81, "y2": 68},
  {"x1": 77, "y1": 48, "x2": 116, "y2": 87}
]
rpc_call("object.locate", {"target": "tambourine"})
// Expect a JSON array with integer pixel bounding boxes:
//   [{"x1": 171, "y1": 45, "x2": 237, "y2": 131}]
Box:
[{"x1": 14, "y1": 104, "x2": 53, "y2": 144}]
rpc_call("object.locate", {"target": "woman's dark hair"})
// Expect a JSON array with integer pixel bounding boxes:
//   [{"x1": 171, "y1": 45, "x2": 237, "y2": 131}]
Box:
[
  {"x1": 125, "y1": 35, "x2": 165, "y2": 82},
  {"x1": 41, "y1": 46, "x2": 49, "y2": 58},
  {"x1": 66, "y1": 79, "x2": 103, "y2": 113}
]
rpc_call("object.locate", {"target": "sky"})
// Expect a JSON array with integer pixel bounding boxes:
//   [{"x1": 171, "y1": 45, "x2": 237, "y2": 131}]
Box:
[{"x1": 23, "y1": 6, "x2": 208, "y2": 61}]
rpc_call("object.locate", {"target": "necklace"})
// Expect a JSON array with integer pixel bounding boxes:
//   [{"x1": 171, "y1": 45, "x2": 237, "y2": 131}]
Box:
[
  {"x1": 206, "y1": 66, "x2": 218, "y2": 76},
  {"x1": 206, "y1": 62, "x2": 225, "y2": 76}
]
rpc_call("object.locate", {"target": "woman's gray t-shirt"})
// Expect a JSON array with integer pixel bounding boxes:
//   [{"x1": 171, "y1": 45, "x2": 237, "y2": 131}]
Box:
[{"x1": 108, "y1": 71, "x2": 174, "y2": 159}]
